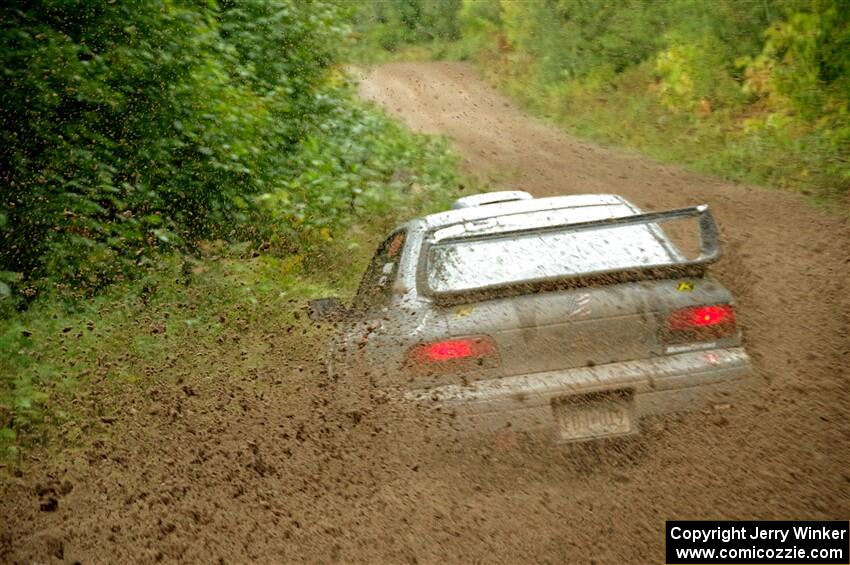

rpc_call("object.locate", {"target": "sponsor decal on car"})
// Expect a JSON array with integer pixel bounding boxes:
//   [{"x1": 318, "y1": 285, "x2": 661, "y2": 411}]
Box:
[{"x1": 677, "y1": 280, "x2": 695, "y2": 292}]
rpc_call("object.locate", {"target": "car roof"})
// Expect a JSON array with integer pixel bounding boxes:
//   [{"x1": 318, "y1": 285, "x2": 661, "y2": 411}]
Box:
[{"x1": 406, "y1": 193, "x2": 636, "y2": 232}]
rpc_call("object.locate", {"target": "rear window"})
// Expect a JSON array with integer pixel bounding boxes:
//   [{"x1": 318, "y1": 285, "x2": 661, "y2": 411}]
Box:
[{"x1": 425, "y1": 223, "x2": 677, "y2": 295}]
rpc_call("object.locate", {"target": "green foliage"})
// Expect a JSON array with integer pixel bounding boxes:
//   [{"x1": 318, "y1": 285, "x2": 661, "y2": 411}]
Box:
[
  {"x1": 655, "y1": 33, "x2": 745, "y2": 112},
  {"x1": 0, "y1": 1, "x2": 343, "y2": 294},
  {"x1": 255, "y1": 85, "x2": 458, "y2": 254},
  {"x1": 346, "y1": 0, "x2": 464, "y2": 61},
  {"x1": 455, "y1": 0, "x2": 502, "y2": 55},
  {"x1": 500, "y1": 0, "x2": 664, "y2": 83},
  {"x1": 733, "y1": 2, "x2": 850, "y2": 191}
]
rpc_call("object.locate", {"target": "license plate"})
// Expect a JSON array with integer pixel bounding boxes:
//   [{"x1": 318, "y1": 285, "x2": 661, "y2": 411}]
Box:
[{"x1": 553, "y1": 390, "x2": 635, "y2": 443}]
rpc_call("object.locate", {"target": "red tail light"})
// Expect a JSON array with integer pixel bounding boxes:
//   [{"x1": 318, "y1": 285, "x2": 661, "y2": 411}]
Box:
[
  {"x1": 409, "y1": 336, "x2": 496, "y2": 363},
  {"x1": 665, "y1": 304, "x2": 737, "y2": 342},
  {"x1": 668, "y1": 304, "x2": 735, "y2": 330}
]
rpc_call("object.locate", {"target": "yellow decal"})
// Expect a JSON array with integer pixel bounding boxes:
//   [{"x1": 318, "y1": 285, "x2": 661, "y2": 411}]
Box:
[
  {"x1": 456, "y1": 306, "x2": 474, "y2": 318},
  {"x1": 676, "y1": 281, "x2": 695, "y2": 292}
]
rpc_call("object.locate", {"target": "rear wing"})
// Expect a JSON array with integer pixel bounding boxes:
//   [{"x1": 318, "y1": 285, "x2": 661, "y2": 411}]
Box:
[{"x1": 420, "y1": 205, "x2": 723, "y2": 303}]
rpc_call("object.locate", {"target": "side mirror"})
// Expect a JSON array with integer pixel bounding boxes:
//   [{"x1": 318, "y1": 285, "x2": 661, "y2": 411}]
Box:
[{"x1": 307, "y1": 297, "x2": 349, "y2": 322}]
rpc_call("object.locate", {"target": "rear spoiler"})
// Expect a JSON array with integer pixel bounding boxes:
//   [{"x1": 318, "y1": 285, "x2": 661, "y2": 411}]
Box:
[{"x1": 421, "y1": 205, "x2": 723, "y2": 304}]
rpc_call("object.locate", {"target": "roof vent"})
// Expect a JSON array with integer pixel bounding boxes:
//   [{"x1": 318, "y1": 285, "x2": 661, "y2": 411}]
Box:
[{"x1": 451, "y1": 190, "x2": 533, "y2": 210}]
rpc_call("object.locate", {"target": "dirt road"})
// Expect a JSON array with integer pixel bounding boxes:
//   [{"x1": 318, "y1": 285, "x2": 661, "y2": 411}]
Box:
[{"x1": 3, "y1": 62, "x2": 848, "y2": 564}]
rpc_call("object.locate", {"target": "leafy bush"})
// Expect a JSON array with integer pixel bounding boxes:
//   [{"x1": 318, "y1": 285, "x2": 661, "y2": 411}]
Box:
[
  {"x1": 655, "y1": 34, "x2": 745, "y2": 113},
  {"x1": 0, "y1": 1, "x2": 343, "y2": 295},
  {"x1": 346, "y1": 0, "x2": 464, "y2": 61},
  {"x1": 737, "y1": 5, "x2": 850, "y2": 191},
  {"x1": 256, "y1": 84, "x2": 458, "y2": 254}
]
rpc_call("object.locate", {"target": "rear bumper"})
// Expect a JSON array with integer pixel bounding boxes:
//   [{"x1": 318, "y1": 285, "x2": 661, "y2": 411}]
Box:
[{"x1": 404, "y1": 347, "x2": 753, "y2": 435}]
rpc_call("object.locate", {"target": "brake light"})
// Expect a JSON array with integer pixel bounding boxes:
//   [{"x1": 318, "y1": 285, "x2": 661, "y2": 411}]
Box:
[
  {"x1": 407, "y1": 336, "x2": 497, "y2": 365},
  {"x1": 668, "y1": 305, "x2": 735, "y2": 330},
  {"x1": 423, "y1": 340, "x2": 472, "y2": 361},
  {"x1": 665, "y1": 304, "x2": 737, "y2": 342}
]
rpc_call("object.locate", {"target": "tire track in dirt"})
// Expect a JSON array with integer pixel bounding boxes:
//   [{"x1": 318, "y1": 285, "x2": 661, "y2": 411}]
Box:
[{"x1": 2, "y1": 62, "x2": 847, "y2": 564}]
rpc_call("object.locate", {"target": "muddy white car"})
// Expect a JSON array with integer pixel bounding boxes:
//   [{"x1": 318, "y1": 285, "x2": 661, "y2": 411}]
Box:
[{"x1": 312, "y1": 192, "x2": 753, "y2": 443}]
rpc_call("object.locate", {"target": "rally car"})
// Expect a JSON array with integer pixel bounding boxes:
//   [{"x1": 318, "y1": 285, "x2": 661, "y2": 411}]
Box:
[{"x1": 311, "y1": 192, "x2": 752, "y2": 443}]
